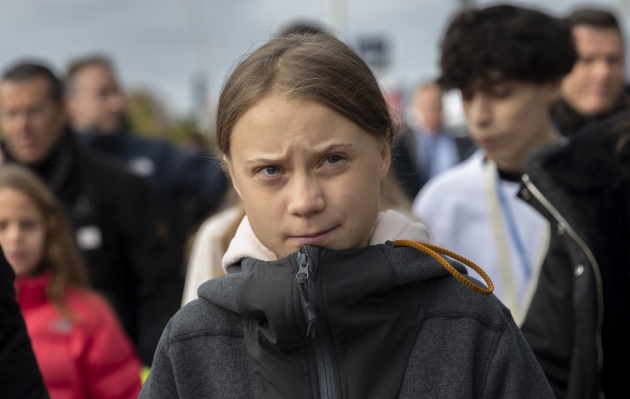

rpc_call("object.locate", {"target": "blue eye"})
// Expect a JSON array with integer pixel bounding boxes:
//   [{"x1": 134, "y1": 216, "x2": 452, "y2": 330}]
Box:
[
  {"x1": 259, "y1": 166, "x2": 281, "y2": 176},
  {"x1": 323, "y1": 155, "x2": 344, "y2": 165}
]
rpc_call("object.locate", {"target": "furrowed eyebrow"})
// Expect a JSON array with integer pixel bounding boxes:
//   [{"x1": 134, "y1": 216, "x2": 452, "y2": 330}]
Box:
[{"x1": 243, "y1": 142, "x2": 355, "y2": 165}]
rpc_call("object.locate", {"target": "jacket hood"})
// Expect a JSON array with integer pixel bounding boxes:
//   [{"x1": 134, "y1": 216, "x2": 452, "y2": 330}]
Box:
[{"x1": 221, "y1": 209, "x2": 432, "y2": 274}]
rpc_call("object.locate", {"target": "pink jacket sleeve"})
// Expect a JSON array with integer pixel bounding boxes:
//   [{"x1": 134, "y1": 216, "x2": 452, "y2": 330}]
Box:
[{"x1": 72, "y1": 291, "x2": 142, "y2": 399}]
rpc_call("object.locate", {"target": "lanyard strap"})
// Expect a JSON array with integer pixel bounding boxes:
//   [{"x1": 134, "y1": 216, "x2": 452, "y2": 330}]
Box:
[
  {"x1": 494, "y1": 170, "x2": 532, "y2": 280},
  {"x1": 485, "y1": 160, "x2": 517, "y2": 313}
]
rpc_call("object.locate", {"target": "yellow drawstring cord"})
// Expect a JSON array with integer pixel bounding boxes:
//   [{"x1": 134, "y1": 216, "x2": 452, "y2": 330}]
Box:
[{"x1": 392, "y1": 240, "x2": 494, "y2": 296}]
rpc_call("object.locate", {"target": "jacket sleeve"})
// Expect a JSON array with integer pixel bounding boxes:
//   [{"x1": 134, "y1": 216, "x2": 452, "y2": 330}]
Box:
[
  {"x1": 481, "y1": 310, "x2": 555, "y2": 398},
  {"x1": 0, "y1": 248, "x2": 49, "y2": 399},
  {"x1": 520, "y1": 232, "x2": 575, "y2": 398},
  {"x1": 138, "y1": 321, "x2": 179, "y2": 399},
  {"x1": 80, "y1": 293, "x2": 142, "y2": 399}
]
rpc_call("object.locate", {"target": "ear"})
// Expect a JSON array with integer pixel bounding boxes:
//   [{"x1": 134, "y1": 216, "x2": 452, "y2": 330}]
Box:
[
  {"x1": 223, "y1": 154, "x2": 242, "y2": 199},
  {"x1": 379, "y1": 131, "x2": 392, "y2": 182}
]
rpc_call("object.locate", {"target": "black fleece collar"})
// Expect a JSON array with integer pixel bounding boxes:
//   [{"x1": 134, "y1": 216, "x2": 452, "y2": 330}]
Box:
[{"x1": 552, "y1": 96, "x2": 630, "y2": 137}]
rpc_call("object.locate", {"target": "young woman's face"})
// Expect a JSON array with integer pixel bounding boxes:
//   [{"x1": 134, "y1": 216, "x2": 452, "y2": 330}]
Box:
[
  {"x1": 0, "y1": 187, "x2": 47, "y2": 277},
  {"x1": 225, "y1": 93, "x2": 391, "y2": 258}
]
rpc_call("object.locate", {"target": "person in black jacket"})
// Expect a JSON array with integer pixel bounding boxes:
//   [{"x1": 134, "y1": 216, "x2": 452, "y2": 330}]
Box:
[
  {"x1": 0, "y1": 247, "x2": 48, "y2": 399},
  {"x1": 0, "y1": 62, "x2": 181, "y2": 365},
  {"x1": 64, "y1": 55, "x2": 228, "y2": 272},
  {"x1": 519, "y1": 112, "x2": 630, "y2": 398}
]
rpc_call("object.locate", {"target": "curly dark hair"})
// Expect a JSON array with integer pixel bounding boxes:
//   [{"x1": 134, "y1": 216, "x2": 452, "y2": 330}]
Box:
[{"x1": 438, "y1": 5, "x2": 577, "y2": 90}]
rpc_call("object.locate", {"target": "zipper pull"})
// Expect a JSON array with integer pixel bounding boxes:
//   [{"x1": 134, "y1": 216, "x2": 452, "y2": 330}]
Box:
[
  {"x1": 296, "y1": 251, "x2": 318, "y2": 337},
  {"x1": 296, "y1": 251, "x2": 310, "y2": 283}
]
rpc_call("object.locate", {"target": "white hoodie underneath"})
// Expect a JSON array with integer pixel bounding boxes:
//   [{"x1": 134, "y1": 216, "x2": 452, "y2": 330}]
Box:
[{"x1": 222, "y1": 209, "x2": 432, "y2": 273}]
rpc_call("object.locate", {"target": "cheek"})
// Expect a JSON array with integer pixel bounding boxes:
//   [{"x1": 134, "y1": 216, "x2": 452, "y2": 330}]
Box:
[
  {"x1": 338, "y1": 164, "x2": 382, "y2": 213},
  {"x1": 26, "y1": 225, "x2": 46, "y2": 253},
  {"x1": 575, "y1": 65, "x2": 593, "y2": 84}
]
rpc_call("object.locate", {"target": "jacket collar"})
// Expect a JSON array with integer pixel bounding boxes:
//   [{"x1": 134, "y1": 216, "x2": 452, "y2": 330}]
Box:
[
  {"x1": 552, "y1": 96, "x2": 630, "y2": 137},
  {"x1": 15, "y1": 272, "x2": 51, "y2": 310},
  {"x1": 209, "y1": 243, "x2": 444, "y2": 398}
]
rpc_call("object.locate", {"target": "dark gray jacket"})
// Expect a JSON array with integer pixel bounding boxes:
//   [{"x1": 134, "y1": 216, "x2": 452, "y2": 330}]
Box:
[{"x1": 141, "y1": 242, "x2": 553, "y2": 398}]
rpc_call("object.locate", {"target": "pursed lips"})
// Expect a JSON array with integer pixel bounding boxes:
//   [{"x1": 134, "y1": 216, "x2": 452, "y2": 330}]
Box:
[{"x1": 288, "y1": 226, "x2": 338, "y2": 244}]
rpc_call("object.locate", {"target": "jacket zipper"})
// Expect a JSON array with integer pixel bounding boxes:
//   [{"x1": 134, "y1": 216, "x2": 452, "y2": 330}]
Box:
[
  {"x1": 296, "y1": 250, "x2": 336, "y2": 399},
  {"x1": 522, "y1": 174, "x2": 605, "y2": 378}
]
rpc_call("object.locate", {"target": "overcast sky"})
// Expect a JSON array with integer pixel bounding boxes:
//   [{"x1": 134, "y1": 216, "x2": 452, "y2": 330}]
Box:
[{"x1": 0, "y1": 0, "x2": 623, "y2": 119}]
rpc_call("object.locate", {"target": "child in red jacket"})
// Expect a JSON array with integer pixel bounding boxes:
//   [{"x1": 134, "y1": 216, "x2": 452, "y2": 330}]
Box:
[{"x1": 0, "y1": 165, "x2": 141, "y2": 399}]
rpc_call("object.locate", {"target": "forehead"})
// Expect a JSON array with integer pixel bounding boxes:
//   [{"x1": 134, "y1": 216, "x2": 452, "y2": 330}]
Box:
[
  {"x1": 75, "y1": 64, "x2": 116, "y2": 88},
  {"x1": 573, "y1": 25, "x2": 624, "y2": 52},
  {"x1": 0, "y1": 187, "x2": 40, "y2": 213},
  {"x1": 417, "y1": 85, "x2": 442, "y2": 101},
  {"x1": 0, "y1": 76, "x2": 54, "y2": 107},
  {"x1": 230, "y1": 93, "x2": 369, "y2": 156},
  {"x1": 234, "y1": 94, "x2": 334, "y2": 138}
]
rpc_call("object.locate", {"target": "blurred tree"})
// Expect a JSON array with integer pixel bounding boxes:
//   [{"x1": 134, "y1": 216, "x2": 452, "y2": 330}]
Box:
[
  {"x1": 125, "y1": 87, "x2": 215, "y2": 150},
  {"x1": 126, "y1": 87, "x2": 172, "y2": 139}
]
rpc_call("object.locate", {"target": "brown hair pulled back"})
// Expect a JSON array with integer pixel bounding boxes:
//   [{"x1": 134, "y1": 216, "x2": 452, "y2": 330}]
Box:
[{"x1": 216, "y1": 32, "x2": 394, "y2": 158}]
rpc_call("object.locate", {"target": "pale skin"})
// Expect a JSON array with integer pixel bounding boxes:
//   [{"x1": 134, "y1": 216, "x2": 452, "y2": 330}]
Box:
[
  {"x1": 462, "y1": 80, "x2": 561, "y2": 172},
  {"x1": 0, "y1": 77, "x2": 67, "y2": 165},
  {"x1": 0, "y1": 187, "x2": 46, "y2": 277},
  {"x1": 224, "y1": 93, "x2": 391, "y2": 259},
  {"x1": 412, "y1": 83, "x2": 443, "y2": 133},
  {"x1": 560, "y1": 25, "x2": 625, "y2": 117},
  {"x1": 65, "y1": 64, "x2": 126, "y2": 134}
]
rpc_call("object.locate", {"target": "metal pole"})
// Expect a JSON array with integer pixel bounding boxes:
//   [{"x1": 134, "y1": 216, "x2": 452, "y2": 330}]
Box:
[{"x1": 326, "y1": 0, "x2": 347, "y2": 36}]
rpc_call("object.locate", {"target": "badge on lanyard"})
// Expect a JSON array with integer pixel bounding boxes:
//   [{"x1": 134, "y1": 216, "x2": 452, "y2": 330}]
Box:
[{"x1": 76, "y1": 225, "x2": 103, "y2": 250}]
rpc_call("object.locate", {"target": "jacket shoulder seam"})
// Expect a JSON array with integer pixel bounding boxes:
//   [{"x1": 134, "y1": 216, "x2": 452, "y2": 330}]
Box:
[
  {"x1": 423, "y1": 310, "x2": 508, "y2": 332},
  {"x1": 166, "y1": 328, "x2": 244, "y2": 346}
]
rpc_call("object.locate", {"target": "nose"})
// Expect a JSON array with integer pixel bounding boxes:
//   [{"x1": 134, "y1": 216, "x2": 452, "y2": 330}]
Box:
[
  {"x1": 591, "y1": 59, "x2": 615, "y2": 84},
  {"x1": 287, "y1": 174, "x2": 325, "y2": 217},
  {"x1": 466, "y1": 94, "x2": 492, "y2": 128}
]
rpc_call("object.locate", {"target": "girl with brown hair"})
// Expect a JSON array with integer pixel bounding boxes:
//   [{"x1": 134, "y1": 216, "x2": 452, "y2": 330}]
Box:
[
  {"x1": 141, "y1": 30, "x2": 553, "y2": 398},
  {"x1": 0, "y1": 165, "x2": 142, "y2": 399}
]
